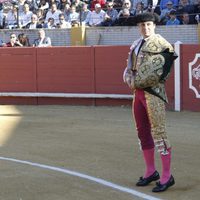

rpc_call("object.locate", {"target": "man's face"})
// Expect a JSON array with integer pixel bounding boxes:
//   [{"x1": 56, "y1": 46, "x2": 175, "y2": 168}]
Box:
[
  {"x1": 183, "y1": 13, "x2": 189, "y2": 23},
  {"x1": 10, "y1": 34, "x2": 17, "y2": 42},
  {"x1": 107, "y1": 3, "x2": 113, "y2": 10},
  {"x1": 24, "y1": 4, "x2": 30, "y2": 12},
  {"x1": 51, "y1": 4, "x2": 57, "y2": 12},
  {"x1": 59, "y1": 16, "x2": 65, "y2": 24},
  {"x1": 138, "y1": 21, "x2": 155, "y2": 38},
  {"x1": 95, "y1": 7, "x2": 101, "y2": 13},
  {"x1": 39, "y1": 30, "x2": 45, "y2": 38},
  {"x1": 31, "y1": 15, "x2": 37, "y2": 23}
]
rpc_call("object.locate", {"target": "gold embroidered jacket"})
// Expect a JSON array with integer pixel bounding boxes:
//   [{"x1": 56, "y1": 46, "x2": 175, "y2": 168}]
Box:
[{"x1": 128, "y1": 34, "x2": 177, "y2": 103}]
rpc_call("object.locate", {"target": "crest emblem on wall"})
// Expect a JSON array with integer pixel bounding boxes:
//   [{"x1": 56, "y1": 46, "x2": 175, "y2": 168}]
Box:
[{"x1": 189, "y1": 53, "x2": 200, "y2": 98}]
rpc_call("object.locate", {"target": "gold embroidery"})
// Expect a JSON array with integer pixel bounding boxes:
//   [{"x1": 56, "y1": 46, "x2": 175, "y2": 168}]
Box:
[
  {"x1": 145, "y1": 92, "x2": 171, "y2": 153},
  {"x1": 134, "y1": 54, "x2": 165, "y2": 88}
]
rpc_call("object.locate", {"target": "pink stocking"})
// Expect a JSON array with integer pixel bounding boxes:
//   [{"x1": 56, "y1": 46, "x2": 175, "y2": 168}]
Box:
[
  {"x1": 143, "y1": 148, "x2": 156, "y2": 178},
  {"x1": 160, "y1": 148, "x2": 172, "y2": 184}
]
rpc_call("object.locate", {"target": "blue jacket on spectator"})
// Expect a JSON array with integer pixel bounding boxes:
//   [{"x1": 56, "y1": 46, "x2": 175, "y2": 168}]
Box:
[
  {"x1": 160, "y1": 0, "x2": 179, "y2": 10},
  {"x1": 166, "y1": 18, "x2": 180, "y2": 25}
]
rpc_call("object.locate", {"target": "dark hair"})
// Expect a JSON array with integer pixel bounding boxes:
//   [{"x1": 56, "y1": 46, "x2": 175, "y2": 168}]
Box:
[
  {"x1": 18, "y1": 33, "x2": 30, "y2": 46},
  {"x1": 169, "y1": 9, "x2": 176, "y2": 15}
]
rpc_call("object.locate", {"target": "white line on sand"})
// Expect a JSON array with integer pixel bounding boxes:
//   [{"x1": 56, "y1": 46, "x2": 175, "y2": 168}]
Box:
[{"x1": 0, "y1": 156, "x2": 162, "y2": 200}]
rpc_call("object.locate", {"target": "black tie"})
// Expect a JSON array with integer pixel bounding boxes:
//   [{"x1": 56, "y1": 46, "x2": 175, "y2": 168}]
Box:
[{"x1": 137, "y1": 39, "x2": 145, "y2": 55}]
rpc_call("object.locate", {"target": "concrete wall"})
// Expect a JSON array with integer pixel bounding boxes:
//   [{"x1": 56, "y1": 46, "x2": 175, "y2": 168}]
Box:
[{"x1": 0, "y1": 25, "x2": 199, "y2": 47}]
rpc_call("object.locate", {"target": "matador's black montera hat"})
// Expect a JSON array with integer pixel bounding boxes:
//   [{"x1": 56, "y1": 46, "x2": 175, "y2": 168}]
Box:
[{"x1": 135, "y1": 12, "x2": 160, "y2": 24}]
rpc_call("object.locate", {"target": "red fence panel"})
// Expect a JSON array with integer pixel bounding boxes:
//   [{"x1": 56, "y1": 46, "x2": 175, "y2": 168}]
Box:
[
  {"x1": 94, "y1": 45, "x2": 132, "y2": 106},
  {"x1": 181, "y1": 45, "x2": 200, "y2": 111},
  {"x1": 94, "y1": 45, "x2": 130, "y2": 94},
  {"x1": 36, "y1": 47, "x2": 95, "y2": 93},
  {"x1": 36, "y1": 46, "x2": 95, "y2": 105},
  {"x1": 0, "y1": 48, "x2": 37, "y2": 104},
  {"x1": 0, "y1": 45, "x2": 199, "y2": 110}
]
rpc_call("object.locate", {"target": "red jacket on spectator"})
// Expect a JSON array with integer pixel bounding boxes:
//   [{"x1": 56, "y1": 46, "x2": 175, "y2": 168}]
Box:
[{"x1": 91, "y1": 0, "x2": 106, "y2": 11}]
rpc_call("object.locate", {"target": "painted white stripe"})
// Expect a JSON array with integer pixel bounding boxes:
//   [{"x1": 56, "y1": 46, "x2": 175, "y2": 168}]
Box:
[
  {"x1": 0, "y1": 156, "x2": 161, "y2": 200},
  {"x1": 0, "y1": 92, "x2": 133, "y2": 99},
  {"x1": 174, "y1": 41, "x2": 182, "y2": 111}
]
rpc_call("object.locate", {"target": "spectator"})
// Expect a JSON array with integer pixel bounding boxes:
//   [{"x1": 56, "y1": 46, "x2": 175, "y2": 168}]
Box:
[
  {"x1": 48, "y1": 0, "x2": 59, "y2": 9},
  {"x1": 37, "y1": 0, "x2": 49, "y2": 16},
  {"x1": 57, "y1": 13, "x2": 71, "y2": 28},
  {"x1": 132, "y1": 2, "x2": 146, "y2": 16},
  {"x1": 102, "y1": 1, "x2": 118, "y2": 26},
  {"x1": 160, "y1": 1, "x2": 175, "y2": 25},
  {"x1": 45, "y1": 3, "x2": 62, "y2": 25},
  {"x1": 26, "y1": 0, "x2": 38, "y2": 12},
  {"x1": 195, "y1": 14, "x2": 200, "y2": 23},
  {"x1": 159, "y1": 0, "x2": 178, "y2": 10},
  {"x1": 113, "y1": 0, "x2": 123, "y2": 12},
  {"x1": 194, "y1": 0, "x2": 200, "y2": 23},
  {"x1": 166, "y1": 9, "x2": 180, "y2": 25},
  {"x1": 195, "y1": 0, "x2": 200, "y2": 10},
  {"x1": 17, "y1": 0, "x2": 26, "y2": 14},
  {"x1": 180, "y1": 12, "x2": 191, "y2": 24},
  {"x1": 87, "y1": 3, "x2": 106, "y2": 26},
  {"x1": 176, "y1": 0, "x2": 195, "y2": 23},
  {"x1": 80, "y1": 3, "x2": 91, "y2": 25},
  {"x1": 25, "y1": 14, "x2": 43, "y2": 29},
  {"x1": 5, "y1": 3, "x2": 18, "y2": 29},
  {"x1": 33, "y1": 29, "x2": 51, "y2": 47},
  {"x1": 19, "y1": 3, "x2": 33, "y2": 28},
  {"x1": 0, "y1": 38, "x2": 4, "y2": 47},
  {"x1": 115, "y1": 8, "x2": 135, "y2": 26},
  {"x1": 0, "y1": 3, "x2": 4, "y2": 29},
  {"x1": 43, "y1": 17, "x2": 56, "y2": 28},
  {"x1": 131, "y1": 0, "x2": 148, "y2": 10},
  {"x1": 58, "y1": 0, "x2": 71, "y2": 11},
  {"x1": 72, "y1": 0, "x2": 84, "y2": 12},
  {"x1": 90, "y1": 0, "x2": 106, "y2": 11},
  {"x1": 36, "y1": 9, "x2": 46, "y2": 26},
  {"x1": 18, "y1": 33, "x2": 30, "y2": 46},
  {"x1": 189, "y1": 0, "x2": 197, "y2": 5},
  {"x1": 4, "y1": 33, "x2": 23, "y2": 47},
  {"x1": 63, "y1": 3, "x2": 71, "y2": 21},
  {"x1": 68, "y1": 5, "x2": 80, "y2": 25},
  {"x1": 117, "y1": 0, "x2": 135, "y2": 19}
]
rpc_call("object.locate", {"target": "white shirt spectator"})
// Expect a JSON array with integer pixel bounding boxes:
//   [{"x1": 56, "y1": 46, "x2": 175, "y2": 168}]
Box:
[
  {"x1": 19, "y1": 11, "x2": 33, "y2": 27},
  {"x1": 87, "y1": 4, "x2": 106, "y2": 26},
  {"x1": 5, "y1": 4, "x2": 18, "y2": 29},
  {"x1": 131, "y1": 0, "x2": 148, "y2": 9},
  {"x1": 0, "y1": 7, "x2": 4, "y2": 28},
  {"x1": 45, "y1": 3, "x2": 62, "y2": 25},
  {"x1": 19, "y1": 3, "x2": 33, "y2": 27},
  {"x1": 68, "y1": 6, "x2": 80, "y2": 24},
  {"x1": 36, "y1": 0, "x2": 49, "y2": 11},
  {"x1": 57, "y1": 14, "x2": 71, "y2": 28},
  {"x1": 18, "y1": 0, "x2": 26, "y2": 14},
  {"x1": 80, "y1": 3, "x2": 91, "y2": 24}
]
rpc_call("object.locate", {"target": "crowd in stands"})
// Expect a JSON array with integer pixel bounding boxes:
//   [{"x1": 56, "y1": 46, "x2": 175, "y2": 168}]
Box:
[
  {"x1": 0, "y1": 29, "x2": 51, "y2": 47},
  {"x1": 0, "y1": 0, "x2": 199, "y2": 47},
  {"x1": 0, "y1": 0, "x2": 199, "y2": 29}
]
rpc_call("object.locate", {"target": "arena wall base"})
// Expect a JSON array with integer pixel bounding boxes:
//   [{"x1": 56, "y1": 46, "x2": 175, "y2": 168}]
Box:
[{"x1": 0, "y1": 45, "x2": 199, "y2": 111}]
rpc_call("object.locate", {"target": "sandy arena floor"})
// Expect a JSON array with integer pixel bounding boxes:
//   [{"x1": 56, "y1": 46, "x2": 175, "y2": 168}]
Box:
[{"x1": 0, "y1": 105, "x2": 199, "y2": 200}]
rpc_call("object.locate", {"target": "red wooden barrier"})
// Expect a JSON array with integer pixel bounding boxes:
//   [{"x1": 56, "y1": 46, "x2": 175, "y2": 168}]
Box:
[
  {"x1": 181, "y1": 45, "x2": 200, "y2": 112},
  {"x1": 36, "y1": 47, "x2": 95, "y2": 105},
  {"x1": 0, "y1": 48, "x2": 37, "y2": 104},
  {"x1": 0, "y1": 45, "x2": 199, "y2": 111},
  {"x1": 94, "y1": 45, "x2": 132, "y2": 106}
]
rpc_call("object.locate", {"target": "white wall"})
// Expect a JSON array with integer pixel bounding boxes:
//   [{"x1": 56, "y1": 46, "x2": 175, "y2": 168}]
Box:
[{"x1": 0, "y1": 25, "x2": 198, "y2": 47}]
